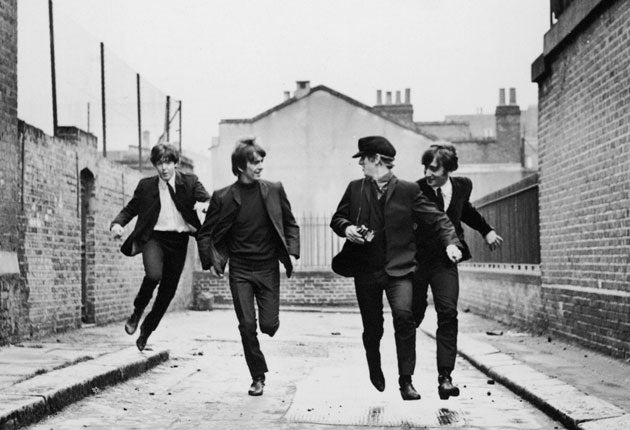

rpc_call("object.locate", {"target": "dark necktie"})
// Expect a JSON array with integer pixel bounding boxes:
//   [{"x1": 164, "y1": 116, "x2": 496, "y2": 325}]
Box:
[
  {"x1": 436, "y1": 187, "x2": 445, "y2": 212},
  {"x1": 166, "y1": 182, "x2": 185, "y2": 214}
]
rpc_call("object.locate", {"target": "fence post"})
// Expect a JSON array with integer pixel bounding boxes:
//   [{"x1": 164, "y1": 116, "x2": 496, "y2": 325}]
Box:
[
  {"x1": 100, "y1": 42, "x2": 107, "y2": 157},
  {"x1": 178, "y1": 100, "x2": 182, "y2": 152},
  {"x1": 48, "y1": 0, "x2": 58, "y2": 135},
  {"x1": 136, "y1": 73, "x2": 142, "y2": 171},
  {"x1": 165, "y1": 95, "x2": 170, "y2": 142}
]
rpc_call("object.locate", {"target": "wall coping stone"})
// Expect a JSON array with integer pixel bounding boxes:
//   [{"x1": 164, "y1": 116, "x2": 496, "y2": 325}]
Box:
[{"x1": 531, "y1": 0, "x2": 613, "y2": 82}]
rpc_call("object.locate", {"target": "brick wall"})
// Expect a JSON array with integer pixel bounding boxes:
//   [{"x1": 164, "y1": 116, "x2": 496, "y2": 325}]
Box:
[
  {"x1": 193, "y1": 271, "x2": 358, "y2": 308},
  {"x1": 533, "y1": 0, "x2": 630, "y2": 357},
  {"x1": 0, "y1": 0, "x2": 26, "y2": 343},
  {"x1": 1, "y1": 0, "x2": 198, "y2": 343},
  {"x1": 458, "y1": 264, "x2": 547, "y2": 334},
  {"x1": 0, "y1": 0, "x2": 18, "y2": 253},
  {"x1": 17, "y1": 122, "x2": 199, "y2": 337}
]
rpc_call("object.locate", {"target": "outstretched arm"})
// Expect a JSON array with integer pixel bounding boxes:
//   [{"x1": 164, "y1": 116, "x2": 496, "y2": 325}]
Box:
[
  {"x1": 460, "y1": 179, "x2": 502, "y2": 251},
  {"x1": 412, "y1": 187, "x2": 462, "y2": 262},
  {"x1": 110, "y1": 181, "x2": 144, "y2": 237}
]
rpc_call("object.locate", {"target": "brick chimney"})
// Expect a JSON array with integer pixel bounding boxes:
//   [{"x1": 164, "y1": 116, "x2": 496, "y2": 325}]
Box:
[
  {"x1": 372, "y1": 88, "x2": 414, "y2": 127},
  {"x1": 283, "y1": 91, "x2": 291, "y2": 101},
  {"x1": 495, "y1": 88, "x2": 522, "y2": 165},
  {"x1": 294, "y1": 81, "x2": 311, "y2": 99}
]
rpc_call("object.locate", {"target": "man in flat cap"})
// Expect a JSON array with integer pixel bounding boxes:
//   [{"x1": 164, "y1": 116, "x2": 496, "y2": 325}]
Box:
[{"x1": 330, "y1": 136, "x2": 463, "y2": 400}]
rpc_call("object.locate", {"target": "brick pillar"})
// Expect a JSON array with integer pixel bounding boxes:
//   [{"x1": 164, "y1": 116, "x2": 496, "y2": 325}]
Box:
[
  {"x1": 0, "y1": 0, "x2": 26, "y2": 345},
  {"x1": 495, "y1": 88, "x2": 522, "y2": 165},
  {"x1": 0, "y1": 0, "x2": 19, "y2": 256}
]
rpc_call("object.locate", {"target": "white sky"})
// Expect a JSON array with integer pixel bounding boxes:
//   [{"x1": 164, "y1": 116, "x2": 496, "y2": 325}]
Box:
[{"x1": 18, "y1": 0, "x2": 550, "y2": 154}]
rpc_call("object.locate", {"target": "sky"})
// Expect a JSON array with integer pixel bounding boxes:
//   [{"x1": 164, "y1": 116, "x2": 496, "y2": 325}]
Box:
[{"x1": 17, "y1": 0, "x2": 550, "y2": 155}]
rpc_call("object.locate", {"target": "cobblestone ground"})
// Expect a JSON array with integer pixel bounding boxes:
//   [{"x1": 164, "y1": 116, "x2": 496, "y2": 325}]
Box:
[{"x1": 27, "y1": 310, "x2": 566, "y2": 430}]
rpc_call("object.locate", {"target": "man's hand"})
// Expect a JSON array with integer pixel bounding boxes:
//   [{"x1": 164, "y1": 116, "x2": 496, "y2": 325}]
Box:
[
  {"x1": 485, "y1": 230, "x2": 503, "y2": 251},
  {"x1": 446, "y1": 244, "x2": 462, "y2": 263},
  {"x1": 110, "y1": 223, "x2": 124, "y2": 238},
  {"x1": 209, "y1": 266, "x2": 224, "y2": 278},
  {"x1": 344, "y1": 225, "x2": 365, "y2": 244}
]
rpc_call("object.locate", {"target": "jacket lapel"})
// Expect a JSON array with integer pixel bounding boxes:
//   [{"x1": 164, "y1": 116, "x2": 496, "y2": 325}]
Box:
[
  {"x1": 446, "y1": 178, "x2": 458, "y2": 216},
  {"x1": 260, "y1": 181, "x2": 284, "y2": 241},
  {"x1": 385, "y1": 176, "x2": 398, "y2": 206},
  {"x1": 150, "y1": 176, "x2": 160, "y2": 198},
  {"x1": 231, "y1": 182, "x2": 241, "y2": 206},
  {"x1": 174, "y1": 171, "x2": 185, "y2": 195}
]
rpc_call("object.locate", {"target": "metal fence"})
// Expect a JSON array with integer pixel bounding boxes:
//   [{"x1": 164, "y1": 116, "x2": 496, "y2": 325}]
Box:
[
  {"x1": 296, "y1": 174, "x2": 540, "y2": 270},
  {"x1": 295, "y1": 214, "x2": 344, "y2": 271},
  {"x1": 17, "y1": 1, "x2": 181, "y2": 168},
  {"x1": 463, "y1": 174, "x2": 540, "y2": 264}
]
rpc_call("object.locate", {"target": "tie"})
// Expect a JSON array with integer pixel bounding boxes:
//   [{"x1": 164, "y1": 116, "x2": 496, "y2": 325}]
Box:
[
  {"x1": 166, "y1": 182, "x2": 185, "y2": 214},
  {"x1": 436, "y1": 187, "x2": 445, "y2": 212}
]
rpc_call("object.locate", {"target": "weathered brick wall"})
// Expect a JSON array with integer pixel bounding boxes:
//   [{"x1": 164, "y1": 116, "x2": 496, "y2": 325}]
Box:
[
  {"x1": 0, "y1": 0, "x2": 18, "y2": 253},
  {"x1": 193, "y1": 270, "x2": 357, "y2": 307},
  {"x1": 534, "y1": 0, "x2": 630, "y2": 356},
  {"x1": 0, "y1": 0, "x2": 27, "y2": 344},
  {"x1": 458, "y1": 264, "x2": 547, "y2": 334},
  {"x1": 19, "y1": 122, "x2": 198, "y2": 337}
]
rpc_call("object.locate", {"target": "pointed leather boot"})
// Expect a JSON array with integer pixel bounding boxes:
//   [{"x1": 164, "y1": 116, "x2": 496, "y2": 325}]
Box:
[{"x1": 438, "y1": 374, "x2": 460, "y2": 400}]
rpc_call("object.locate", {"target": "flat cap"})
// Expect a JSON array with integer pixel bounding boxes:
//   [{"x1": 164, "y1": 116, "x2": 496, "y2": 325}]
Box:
[{"x1": 352, "y1": 136, "x2": 396, "y2": 158}]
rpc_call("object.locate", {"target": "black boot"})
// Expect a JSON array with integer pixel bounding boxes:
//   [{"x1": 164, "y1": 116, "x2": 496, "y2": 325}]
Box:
[
  {"x1": 125, "y1": 310, "x2": 142, "y2": 335},
  {"x1": 369, "y1": 367, "x2": 385, "y2": 392},
  {"x1": 438, "y1": 371, "x2": 460, "y2": 400},
  {"x1": 248, "y1": 375, "x2": 265, "y2": 396},
  {"x1": 136, "y1": 329, "x2": 150, "y2": 351},
  {"x1": 366, "y1": 349, "x2": 385, "y2": 392},
  {"x1": 399, "y1": 375, "x2": 421, "y2": 400}
]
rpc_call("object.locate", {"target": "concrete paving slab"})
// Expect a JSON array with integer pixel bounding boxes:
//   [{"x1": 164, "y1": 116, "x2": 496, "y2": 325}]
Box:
[
  {"x1": 578, "y1": 414, "x2": 630, "y2": 430},
  {"x1": 0, "y1": 347, "x2": 169, "y2": 429},
  {"x1": 534, "y1": 385, "x2": 625, "y2": 427},
  {"x1": 0, "y1": 394, "x2": 46, "y2": 430},
  {"x1": 488, "y1": 363, "x2": 558, "y2": 384},
  {"x1": 457, "y1": 336, "x2": 501, "y2": 356}
]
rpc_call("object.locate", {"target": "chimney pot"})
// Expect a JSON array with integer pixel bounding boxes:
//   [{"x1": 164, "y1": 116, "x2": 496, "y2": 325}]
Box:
[
  {"x1": 405, "y1": 88, "x2": 411, "y2": 104},
  {"x1": 386, "y1": 91, "x2": 392, "y2": 105},
  {"x1": 395, "y1": 90, "x2": 401, "y2": 104},
  {"x1": 509, "y1": 87, "x2": 517, "y2": 105},
  {"x1": 294, "y1": 80, "x2": 311, "y2": 99},
  {"x1": 283, "y1": 91, "x2": 291, "y2": 100},
  {"x1": 499, "y1": 88, "x2": 506, "y2": 106},
  {"x1": 376, "y1": 90, "x2": 382, "y2": 105}
]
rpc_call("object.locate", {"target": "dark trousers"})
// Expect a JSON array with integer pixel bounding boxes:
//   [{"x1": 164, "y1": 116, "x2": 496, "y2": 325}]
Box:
[
  {"x1": 354, "y1": 271, "x2": 416, "y2": 376},
  {"x1": 228, "y1": 259, "x2": 280, "y2": 378},
  {"x1": 412, "y1": 258, "x2": 459, "y2": 373},
  {"x1": 134, "y1": 231, "x2": 189, "y2": 334}
]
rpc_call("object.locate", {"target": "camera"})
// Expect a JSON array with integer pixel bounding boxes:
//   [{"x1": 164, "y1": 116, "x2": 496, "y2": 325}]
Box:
[{"x1": 356, "y1": 225, "x2": 375, "y2": 242}]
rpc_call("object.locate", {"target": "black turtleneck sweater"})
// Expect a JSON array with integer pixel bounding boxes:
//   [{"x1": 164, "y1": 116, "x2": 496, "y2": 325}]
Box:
[{"x1": 228, "y1": 181, "x2": 278, "y2": 262}]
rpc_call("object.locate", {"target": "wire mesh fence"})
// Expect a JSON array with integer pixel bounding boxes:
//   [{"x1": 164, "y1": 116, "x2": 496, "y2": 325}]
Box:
[{"x1": 17, "y1": 1, "x2": 181, "y2": 160}]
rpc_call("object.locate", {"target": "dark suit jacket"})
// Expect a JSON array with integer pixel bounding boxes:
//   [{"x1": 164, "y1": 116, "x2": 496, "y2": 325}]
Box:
[
  {"x1": 330, "y1": 175, "x2": 462, "y2": 278},
  {"x1": 111, "y1": 171, "x2": 211, "y2": 256},
  {"x1": 197, "y1": 180, "x2": 300, "y2": 277},
  {"x1": 416, "y1": 176, "x2": 493, "y2": 263}
]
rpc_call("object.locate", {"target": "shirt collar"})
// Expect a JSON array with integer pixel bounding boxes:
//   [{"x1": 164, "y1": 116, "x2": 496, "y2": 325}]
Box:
[
  {"x1": 159, "y1": 174, "x2": 177, "y2": 191},
  {"x1": 374, "y1": 170, "x2": 393, "y2": 186},
  {"x1": 431, "y1": 176, "x2": 452, "y2": 194}
]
